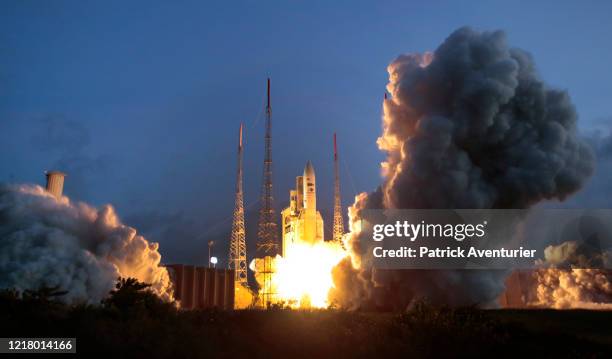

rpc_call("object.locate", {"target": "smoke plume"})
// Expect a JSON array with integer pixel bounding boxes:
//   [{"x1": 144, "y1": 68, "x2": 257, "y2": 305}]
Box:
[
  {"x1": 534, "y1": 241, "x2": 612, "y2": 309},
  {"x1": 331, "y1": 27, "x2": 595, "y2": 310},
  {"x1": 0, "y1": 184, "x2": 173, "y2": 304}
]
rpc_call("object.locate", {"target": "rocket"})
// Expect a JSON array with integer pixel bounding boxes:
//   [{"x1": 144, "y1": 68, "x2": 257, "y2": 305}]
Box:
[{"x1": 301, "y1": 160, "x2": 319, "y2": 244}]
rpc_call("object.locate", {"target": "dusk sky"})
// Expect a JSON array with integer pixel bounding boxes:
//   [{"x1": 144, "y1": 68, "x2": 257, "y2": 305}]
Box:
[{"x1": 1, "y1": 1, "x2": 611, "y2": 264}]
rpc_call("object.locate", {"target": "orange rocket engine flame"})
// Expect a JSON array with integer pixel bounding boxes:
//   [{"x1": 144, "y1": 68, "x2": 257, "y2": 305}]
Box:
[{"x1": 251, "y1": 241, "x2": 347, "y2": 309}]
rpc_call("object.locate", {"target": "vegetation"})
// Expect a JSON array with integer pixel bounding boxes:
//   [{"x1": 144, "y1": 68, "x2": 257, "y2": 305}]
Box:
[{"x1": 1, "y1": 280, "x2": 611, "y2": 358}]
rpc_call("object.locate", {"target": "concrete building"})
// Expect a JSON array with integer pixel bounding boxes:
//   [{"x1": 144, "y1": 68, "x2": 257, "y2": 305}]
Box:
[
  {"x1": 165, "y1": 264, "x2": 235, "y2": 310},
  {"x1": 45, "y1": 171, "x2": 66, "y2": 199},
  {"x1": 281, "y1": 161, "x2": 325, "y2": 256}
]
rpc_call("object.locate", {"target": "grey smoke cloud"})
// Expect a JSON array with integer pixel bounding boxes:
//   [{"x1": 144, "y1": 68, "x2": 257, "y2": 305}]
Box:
[
  {"x1": 331, "y1": 27, "x2": 595, "y2": 310},
  {"x1": 382, "y1": 28, "x2": 593, "y2": 209},
  {"x1": 0, "y1": 184, "x2": 173, "y2": 304}
]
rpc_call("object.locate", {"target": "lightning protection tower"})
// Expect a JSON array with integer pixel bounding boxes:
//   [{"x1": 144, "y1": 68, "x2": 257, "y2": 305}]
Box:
[
  {"x1": 332, "y1": 133, "x2": 345, "y2": 243},
  {"x1": 228, "y1": 123, "x2": 248, "y2": 286},
  {"x1": 256, "y1": 78, "x2": 279, "y2": 307}
]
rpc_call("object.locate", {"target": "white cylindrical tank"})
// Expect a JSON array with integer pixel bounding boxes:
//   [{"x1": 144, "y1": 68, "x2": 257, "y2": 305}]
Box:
[{"x1": 45, "y1": 171, "x2": 66, "y2": 199}]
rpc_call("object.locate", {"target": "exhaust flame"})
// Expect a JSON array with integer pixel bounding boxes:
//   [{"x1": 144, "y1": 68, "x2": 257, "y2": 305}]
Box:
[
  {"x1": 252, "y1": 241, "x2": 347, "y2": 308},
  {"x1": 275, "y1": 241, "x2": 347, "y2": 308}
]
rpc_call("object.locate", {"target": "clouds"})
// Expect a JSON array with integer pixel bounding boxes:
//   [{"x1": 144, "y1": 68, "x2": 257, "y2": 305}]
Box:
[
  {"x1": 534, "y1": 240, "x2": 612, "y2": 309},
  {"x1": 380, "y1": 27, "x2": 593, "y2": 210},
  {"x1": 331, "y1": 27, "x2": 595, "y2": 310},
  {"x1": 0, "y1": 184, "x2": 173, "y2": 303}
]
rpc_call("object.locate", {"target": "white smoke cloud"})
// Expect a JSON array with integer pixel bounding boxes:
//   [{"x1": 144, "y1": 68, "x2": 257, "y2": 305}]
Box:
[
  {"x1": 331, "y1": 27, "x2": 595, "y2": 310},
  {"x1": 0, "y1": 184, "x2": 173, "y2": 304},
  {"x1": 534, "y1": 268, "x2": 612, "y2": 309},
  {"x1": 533, "y1": 241, "x2": 612, "y2": 309}
]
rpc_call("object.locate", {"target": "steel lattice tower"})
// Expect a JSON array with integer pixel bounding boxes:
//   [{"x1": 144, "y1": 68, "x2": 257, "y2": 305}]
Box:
[
  {"x1": 332, "y1": 133, "x2": 344, "y2": 243},
  {"x1": 257, "y1": 78, "x2": 278, "y2": 307},
  {"x1": 228, "y1": 123, "x2": 247, "y2": 285},
  {"x1": 257, "y1": 78, "x2": 279, "y2": 254}
]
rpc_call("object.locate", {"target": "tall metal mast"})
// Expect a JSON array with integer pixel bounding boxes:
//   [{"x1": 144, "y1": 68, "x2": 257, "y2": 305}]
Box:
[
  {"x1": 228, "y1": 123, "x2": 247, "y2": 285},
  {"x1": 257, "y1": 78, "x2": 279, "y2": 254},
  {"x1": 257, "y1": 78, "x2": 278, "y2": 307},
  {"x1": 332, "y1": 133, "x2": 344, "y2": 243}
]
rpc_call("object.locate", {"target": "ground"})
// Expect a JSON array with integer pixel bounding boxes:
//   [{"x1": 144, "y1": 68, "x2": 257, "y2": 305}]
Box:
[{"x1": 2, "y1": 288, "x2": 611, "y2": 358}]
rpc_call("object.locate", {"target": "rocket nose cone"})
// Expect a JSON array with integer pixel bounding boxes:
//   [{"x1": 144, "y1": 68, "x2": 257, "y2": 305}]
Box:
[{"x1": 304, "y1": 161, "x2": 315, "y2": 177}]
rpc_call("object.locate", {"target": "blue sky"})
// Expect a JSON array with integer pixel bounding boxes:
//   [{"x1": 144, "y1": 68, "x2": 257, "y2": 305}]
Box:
[{"x1": 1, "y1": 0, "x2": 611, "y2": 263}]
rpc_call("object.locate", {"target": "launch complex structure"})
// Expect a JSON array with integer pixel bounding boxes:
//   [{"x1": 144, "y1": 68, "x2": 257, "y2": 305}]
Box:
[
  {"x1": 38, "y1": 83, "x2": 536, "y2": 311},
  {"x1": 227, "y1": 78, "x2": 346, "y2": 308}
]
